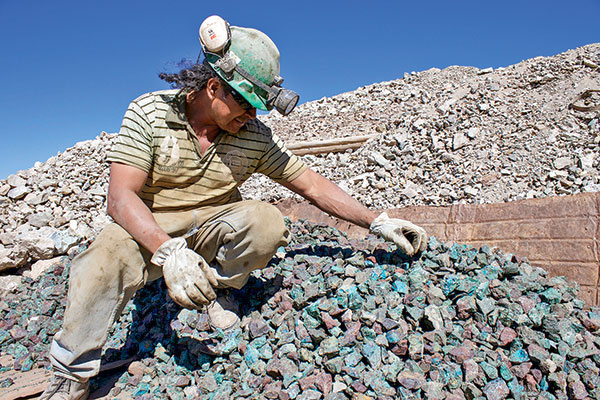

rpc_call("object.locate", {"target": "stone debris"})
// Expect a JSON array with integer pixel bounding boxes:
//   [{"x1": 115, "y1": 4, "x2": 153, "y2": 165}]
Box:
[
  {"x1": 249, "y1": 43, "x2": 600, "y2": 208},
  {"x1": 0, "y1": 132, "x2": 111, "y2": 272},
  {"x1": 1, "y1": 219, "x2": 599, "y2": 399}
]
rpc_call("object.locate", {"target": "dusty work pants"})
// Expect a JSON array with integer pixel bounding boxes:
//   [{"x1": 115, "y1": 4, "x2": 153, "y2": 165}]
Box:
[{"x1": 49, "y1": 200, "x2": 289, "y2": 381}]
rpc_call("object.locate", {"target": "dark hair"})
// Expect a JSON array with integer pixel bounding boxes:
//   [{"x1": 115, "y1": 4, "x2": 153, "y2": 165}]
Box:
[{"x1": 158, "y1": 59, "x2": 218, "y2": 93}]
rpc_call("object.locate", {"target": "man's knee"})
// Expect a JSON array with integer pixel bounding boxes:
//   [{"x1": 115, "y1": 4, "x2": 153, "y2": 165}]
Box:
[
  {"x1": 245, "y1": 201, "x2": 290, "y2": 250},
  {"x1": 70, "y1": 223, "x2": 147, "y2": 287}
]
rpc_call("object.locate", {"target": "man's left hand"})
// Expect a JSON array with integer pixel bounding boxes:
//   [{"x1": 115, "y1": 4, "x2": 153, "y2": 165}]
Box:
[{"x1": 369, "y1": 212, "x2": 428, "y2": 256}]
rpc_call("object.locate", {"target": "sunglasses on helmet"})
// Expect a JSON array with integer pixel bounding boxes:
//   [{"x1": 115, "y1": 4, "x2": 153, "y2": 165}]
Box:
[{"x1": 220, "y1": 79, "x2": 254, "y2": 111}]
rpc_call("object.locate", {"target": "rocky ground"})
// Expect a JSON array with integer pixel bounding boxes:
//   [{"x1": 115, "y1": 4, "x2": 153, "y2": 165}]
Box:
[
  {"x1": 0, "y1": 43, "x2": 599, "y2": 399},
  {"x1": 2, "y1": 220, "x2": 600, "y2": 399}
]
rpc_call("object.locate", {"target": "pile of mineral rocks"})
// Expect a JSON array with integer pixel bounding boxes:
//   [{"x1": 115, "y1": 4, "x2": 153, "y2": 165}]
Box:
[{"x1": 1, "y1": 219, "x2": 599, "y2": 399}]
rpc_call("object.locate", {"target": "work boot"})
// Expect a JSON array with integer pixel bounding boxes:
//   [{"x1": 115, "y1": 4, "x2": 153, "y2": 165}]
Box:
[
  {"x1": 207, "y1": 290, "x2": 241, "y2": 330},
  {"x1": 39, "y1": 374, "x2": 89, "y2": 400}
]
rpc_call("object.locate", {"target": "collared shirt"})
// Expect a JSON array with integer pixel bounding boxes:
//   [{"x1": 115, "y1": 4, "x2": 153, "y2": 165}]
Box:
[{"x1": 107, "y1": 89, "x2": 306, "y2": 212}]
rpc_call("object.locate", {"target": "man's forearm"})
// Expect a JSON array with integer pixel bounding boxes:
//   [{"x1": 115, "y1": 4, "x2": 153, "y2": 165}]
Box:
[
  {"x1": 312, "y1": 191, "x2": 377, "y2": 229},
  {"x1": 286, "y1": 169, "x2": 378, "y2": 229},
  {"x1": 310, "y1": 181, "x2": 378, "y2": 228},
  {"x1": 107, "y1": 189, "x2": 171, "y2": 254}
]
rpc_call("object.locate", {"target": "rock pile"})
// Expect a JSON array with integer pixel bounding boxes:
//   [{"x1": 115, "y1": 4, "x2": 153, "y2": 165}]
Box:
[
  {"x1": 0, "y1": 132, "x2": 113, "y2": 274},
  {"x1": 1, "y1": 220, "x2": 599, "y2": 399},
  {"x1": 249, "y1": 43, "x2": 600, "y2": 208},
  {"x1": 0, "y1": 44, "x2": 599, "y2": 275}
]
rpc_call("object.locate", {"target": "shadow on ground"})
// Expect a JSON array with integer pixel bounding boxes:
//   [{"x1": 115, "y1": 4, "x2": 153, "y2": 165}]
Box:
[{"x1": 89, "y1": 271, "x2": 285, "y2": 395}]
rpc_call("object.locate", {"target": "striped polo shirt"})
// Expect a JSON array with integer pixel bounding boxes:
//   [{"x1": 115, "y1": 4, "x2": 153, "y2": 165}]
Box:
[{"x1": 107, "y1": 89, "x2": 306, "y2": 212}]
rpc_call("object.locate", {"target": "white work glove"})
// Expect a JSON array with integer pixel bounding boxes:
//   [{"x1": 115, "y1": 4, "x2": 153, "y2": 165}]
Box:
[
  {"x1": 151, "y1": 237, "x2": 218, "y2": 309},
  {"x1": 369, "y1": 212, "x2": 428, "y2": 256}
]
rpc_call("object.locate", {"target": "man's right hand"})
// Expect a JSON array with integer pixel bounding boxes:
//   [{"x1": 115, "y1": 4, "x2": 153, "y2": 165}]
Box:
[
  {"x1": 151, "y1": 238, "x2": 217, "y2": 309},
  {"x1": 369, "y1": 212, "x2": 428, "y2": 256}
]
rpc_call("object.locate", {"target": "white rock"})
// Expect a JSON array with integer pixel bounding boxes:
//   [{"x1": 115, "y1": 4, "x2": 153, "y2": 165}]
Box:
[
  {"x1": 553, "y1": 157, "x2": 572, "y2": 170},
  {"x1": 430, "y1": 133, "x2": 444, "y2": 150},
  {"x1": 7, "y1": 186, "x2": 30, "y2": 200},
  {"x1": 424, "y1": 305, "x2": 444, "y2": 331},
  {"x1": 90, "y1": 214, "x2": 112, "y2": 233},
  {"x1": 466, "y1": 127, "x2": 480, "y2": 139},
  {"x1": 183, "y1": 387, "x2": 199, "y2": 399},
  {"x1": 441, "y1": 153, "x2": 460, "y2": 163},
  {"x1": 583, "y1": 183, "x2": 600, "y2": 192},
  {"x1": 39, "y1": 178, "x2": 57, "y2": 189},
  {"x1": 20, "y1": 232, "x2": 55, "y2": 259},
  {"x1": 0, "y1": 232, "x2": 16, "y2": 246},
  {"x1": 332, "y1": 382, "x2": 347, "y2": 393},
  {"x1": 367, "y1": 152, "x2": 388, "y2": 167},
  {"x1": 6, "y1": 174, "x2": 26, "y2": 187},
  {"x1": 542, "y1": 359, "x2": 557, "y2": 373},
  {"x1": 464, "y1": 186, "x2": 479, "y2": 196},
  {"x1": 72, "y1": 222, "x2": 94, "y2": 239},
  {"x1": 413, "y1": 119, "x2": 427, "y2": 130},
  {"x1": 0, "y1": 246, "x2": 28, "y2": 272},
  {"x1": 0, "y1": 184, "x2": 9, "y2": 196},
  {"x1": 1, "y1": 46, "x2": 600, "y2": 242},
  {"x1": 89, "y1": 184, "x2": 107, "y2": 197},
  {"x1": 25, "y1": 256, "x2": 66, "y2": 280},
  {"x1": 24, "y1": 192, "x2": 47, "y2": 205},
  {"x1": 0, "y1": 248, "x2": 15, "y2": 272},
  {"x1": 28, "y1": 212, "x2": 53, "y2": 228},
  {"x1": 548, "y1": 170, "x2": 569, "y2": 180},
  {"x1": 0, "y1": 276, "x2": 21, "y2": 293},
  {"x1": 453, "y1": 133, "x2": 469, "y2": 150},
  {"x1": 68, "y1": 219, "x2": 79, "y2": 232},
  {"x1": 50, "y1": 230, "x2": 81, "y2": 254},
  {"x1": 402, "y1": 187, "x2": 419, "y2": 198},
  {"x1": 579, "y1": 153, "x2": 595, "y2": 171},
  {"x1": 437, "y1": 98, "x2": 457, "y2": 113}
]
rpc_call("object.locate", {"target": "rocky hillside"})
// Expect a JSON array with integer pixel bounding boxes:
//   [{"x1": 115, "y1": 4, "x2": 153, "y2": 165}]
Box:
[
  {"x1": 250, "y1": 43, "x2": 600, "y2": 208},
  {"x1": 0, "y1": 43, "x2": 599, "y2": 275}
]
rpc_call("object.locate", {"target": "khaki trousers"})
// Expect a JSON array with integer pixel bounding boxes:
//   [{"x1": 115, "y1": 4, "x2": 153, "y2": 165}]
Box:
[{"x1": 49, "y1": 200, "x2": 289, "y2": 381}]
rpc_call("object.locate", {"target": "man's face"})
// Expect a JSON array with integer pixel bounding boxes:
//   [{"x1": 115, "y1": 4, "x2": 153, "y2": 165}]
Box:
[{"x1": 211, "y1": 80, "x2": 257, "y2": 133}]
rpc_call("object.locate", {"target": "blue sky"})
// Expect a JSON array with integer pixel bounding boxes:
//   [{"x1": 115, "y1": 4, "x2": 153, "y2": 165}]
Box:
[{"x1": 0, "y1": 0, "x2": 598, "y2": 180}]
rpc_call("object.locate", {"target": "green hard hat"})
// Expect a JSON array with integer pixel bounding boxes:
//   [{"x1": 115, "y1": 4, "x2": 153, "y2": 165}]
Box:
[{"x1": 205, "y1": 26, "x2": 281, "y2": 111}]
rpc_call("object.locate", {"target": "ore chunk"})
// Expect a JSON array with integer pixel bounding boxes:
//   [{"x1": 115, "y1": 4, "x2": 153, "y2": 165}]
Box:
[{"x1": 483, "y1": 378, "x2": 510, "y2": 400}]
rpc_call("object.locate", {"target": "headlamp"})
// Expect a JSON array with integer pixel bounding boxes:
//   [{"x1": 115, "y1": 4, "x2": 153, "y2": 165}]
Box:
[
  {"x1": 231, "y1": 63, "x2": 299, "y2": 116},
  {"x1": 199, "y1": 16, "x2": 299, "y2": 116},
  {"x1": 272, "y1": 87, "x2": 299, "y2": 116}
]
